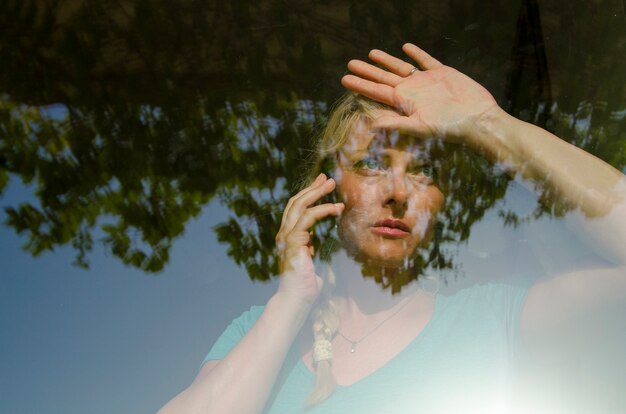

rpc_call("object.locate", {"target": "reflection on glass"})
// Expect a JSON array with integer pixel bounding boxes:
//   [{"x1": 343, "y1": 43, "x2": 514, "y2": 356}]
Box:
[
  {"x1": 1, "y1": 2, "x2": 625, "y2": 413},
  {"x1": 157, "y1": 44, "x2": 626, "y2": 413}
]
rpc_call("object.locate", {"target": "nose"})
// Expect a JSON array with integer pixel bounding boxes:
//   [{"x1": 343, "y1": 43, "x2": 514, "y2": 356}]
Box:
[{"x1": 384, "y1": 170, "x2": 409, "y2": 210}]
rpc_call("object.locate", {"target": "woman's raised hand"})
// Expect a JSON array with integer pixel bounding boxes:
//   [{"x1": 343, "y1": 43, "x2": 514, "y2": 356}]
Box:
[
  {"x1": 275, "y1": 173, "x2": 344, "y2": 306},
  {"x1": 341, "y1": 43, "x2": 500, "y2": 147}
]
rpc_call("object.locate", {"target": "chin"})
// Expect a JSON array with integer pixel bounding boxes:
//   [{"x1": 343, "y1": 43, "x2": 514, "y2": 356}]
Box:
[{"x1": 344, "y1": 238, "x2": 423, "y2": 269}]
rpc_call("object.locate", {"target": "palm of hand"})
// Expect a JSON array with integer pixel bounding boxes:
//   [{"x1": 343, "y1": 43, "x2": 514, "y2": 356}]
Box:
[
  {"x1": 392, "y1": 67, "x2": 497, "y2": 142},
  {"x1": 274, "y1": 175, "x2": 342, "y2": 306}
]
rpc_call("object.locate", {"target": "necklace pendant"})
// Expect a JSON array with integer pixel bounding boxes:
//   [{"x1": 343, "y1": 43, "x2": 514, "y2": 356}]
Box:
[{"x1": 350, "y1": 343, "x2": 356, "y2": 353}]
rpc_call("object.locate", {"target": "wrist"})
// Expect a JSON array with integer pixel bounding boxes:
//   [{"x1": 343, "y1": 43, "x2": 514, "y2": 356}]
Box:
[
  {"x1": 468, "y1": 105, "x2": 524, "y2": 166},
  {"x1": 268, "y1": 290, "x2": 314, "y2": 327},
  {"x1": 469, "y1": 105, "x2": 509, "y2": 145}
]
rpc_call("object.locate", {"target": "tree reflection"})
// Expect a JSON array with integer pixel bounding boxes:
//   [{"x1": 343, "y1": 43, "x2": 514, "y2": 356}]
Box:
[{"x1": 0, "y1": 0, "x2": 624, "y2": 277}]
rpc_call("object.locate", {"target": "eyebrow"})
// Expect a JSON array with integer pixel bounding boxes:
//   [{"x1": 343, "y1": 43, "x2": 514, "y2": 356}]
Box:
[{"x1": 339, "y1": 147, "x2": 422, "y2": 161}]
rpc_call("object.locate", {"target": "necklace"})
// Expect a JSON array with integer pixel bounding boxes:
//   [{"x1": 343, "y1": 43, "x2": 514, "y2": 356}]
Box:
[{"x1": 336, "y1": 293, "x2": 418, "y2": 354}]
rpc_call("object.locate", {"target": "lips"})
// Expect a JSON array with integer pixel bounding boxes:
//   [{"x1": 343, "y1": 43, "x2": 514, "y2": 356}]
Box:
[{"x1": 371, "y1": 219, "x2": 411, "y2": 238}]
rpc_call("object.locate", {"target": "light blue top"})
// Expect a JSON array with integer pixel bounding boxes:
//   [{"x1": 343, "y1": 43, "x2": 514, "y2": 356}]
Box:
[{"x1": 203, "y1": 283, "x2": 529, "y2": 413}]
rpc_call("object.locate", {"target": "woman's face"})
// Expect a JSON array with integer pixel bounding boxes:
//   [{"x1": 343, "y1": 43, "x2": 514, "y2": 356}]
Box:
[{"x1": 334, "y1": 111, "x2": 445, "y2": 267}]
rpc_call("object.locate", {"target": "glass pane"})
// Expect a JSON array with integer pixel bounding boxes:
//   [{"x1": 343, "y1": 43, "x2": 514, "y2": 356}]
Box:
[{"x1": 1, "y1": 1, "x2": 624, "y2": 413}]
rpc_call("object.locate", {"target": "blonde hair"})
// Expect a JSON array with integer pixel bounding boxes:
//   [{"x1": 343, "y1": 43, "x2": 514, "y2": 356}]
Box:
[
  {"x1": 305, "y1": 94, "x2": 393, "y2": 406},
  {"x1": 305, "y1": 93, "x2": 393, "y2": 184},
  {"x1": 306, "y1": 266, "x2": 339, "y2": 406}
]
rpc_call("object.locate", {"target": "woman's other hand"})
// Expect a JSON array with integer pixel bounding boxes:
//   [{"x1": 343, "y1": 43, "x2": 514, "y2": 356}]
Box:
[
  {"x1": 159, "y1": 177, "x2": 344, "y2": 414},
  {"x1": 341, "y1": 43, "x2": 499, "y2": 149},
  {"x1": 275, "y1": 173, "x2": 344, "y2": 306}
]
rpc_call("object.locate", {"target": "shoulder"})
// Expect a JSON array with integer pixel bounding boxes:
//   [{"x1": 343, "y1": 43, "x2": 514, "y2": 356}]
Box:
[
  {"x1": 227, "y1": 305, "x2": 266, "y2": 333},
  {"x1": 442, "y1": 282, "x2": 529, "y2": 307},
  {"x1": 201, "y1": 305, "x2": 266, "y2": 365}
]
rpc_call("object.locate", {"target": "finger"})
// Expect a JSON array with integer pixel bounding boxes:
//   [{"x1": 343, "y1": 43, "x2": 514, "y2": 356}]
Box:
[
  {"x1": 291, "y1": 203, "x2": 344, "y2": 234},
  {"x1": 281, "y1": 173, "x2": 326, "y2": 228},
  {"x1": 347, "y1": 59, "x2": 404, "y2": 87},
  {"x1": 402, "y1": 43, "x2": 443, "y2": 70},
  {"x1": 281, "y1": 178, "x2": 337, "y2": 234},
  {"x1": 368, "y1": 49, "x2": 418, "y2": 77},
  {"x1": 341, "y1": 75, "x2": 395, "y2": 106},
  {"x1": 279, "y1": 202, "x2": 343, "y2": 259}
]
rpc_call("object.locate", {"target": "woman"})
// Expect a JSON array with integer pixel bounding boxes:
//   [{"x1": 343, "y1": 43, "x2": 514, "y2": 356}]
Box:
[{"x1": 158, "y1": 44, "x2": 626, "y2": 413}]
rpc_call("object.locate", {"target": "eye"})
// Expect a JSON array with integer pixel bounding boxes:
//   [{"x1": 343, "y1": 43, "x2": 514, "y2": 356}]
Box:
[
  {"x1": 408, "y1": 164, "x2": 436, "y2": 183},
  {"x1": 419, "y1": 165, "x2": 434, "y2": 177},
  {"x1": 353, "y1": 156, "x2": 386, "y2": 175}
]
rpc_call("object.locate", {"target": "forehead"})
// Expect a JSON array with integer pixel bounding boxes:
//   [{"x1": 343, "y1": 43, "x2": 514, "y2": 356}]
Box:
[{"x1": 339, "y1": 113, "x2": 428, "y2": 158}]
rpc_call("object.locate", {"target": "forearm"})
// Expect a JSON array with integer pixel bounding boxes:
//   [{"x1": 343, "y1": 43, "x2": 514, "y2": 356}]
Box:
[
  {"x1": 158, "y1": 292, "x2": 311, "y2": 414},
  {"x1": 473, "y1": 107, "x2": 626, "y2": 264},
  {"x1": 474, "y1": 106, "x2": 625, "y2": 217}
]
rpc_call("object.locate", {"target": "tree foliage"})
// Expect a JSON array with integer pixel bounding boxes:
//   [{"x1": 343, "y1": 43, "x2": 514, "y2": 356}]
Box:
[{"x1": 0, "y1": 0, "x2": 624, "y2": 277}]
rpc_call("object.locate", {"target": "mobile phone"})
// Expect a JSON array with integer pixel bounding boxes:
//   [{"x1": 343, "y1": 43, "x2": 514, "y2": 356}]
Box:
[
  {"x1": 320, "y1": 155, "x2": 339, "y2": 205},
  {"x1": 315, "y1": 157, "x2": 341, "y2": 260}
]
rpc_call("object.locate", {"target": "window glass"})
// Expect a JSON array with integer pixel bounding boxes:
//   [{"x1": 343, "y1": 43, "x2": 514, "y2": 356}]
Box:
[{"x1": 1, "y1": 1, "x2": 624, "y2": 413}]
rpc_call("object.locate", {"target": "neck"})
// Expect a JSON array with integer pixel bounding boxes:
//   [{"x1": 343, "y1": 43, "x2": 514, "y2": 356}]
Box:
[{"x1": 328, "y1": 250, "x2": 424, "y2": 316}]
